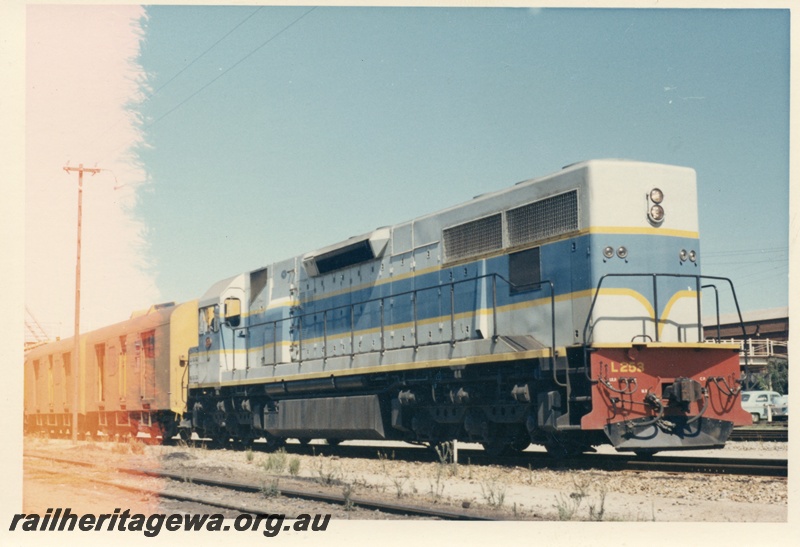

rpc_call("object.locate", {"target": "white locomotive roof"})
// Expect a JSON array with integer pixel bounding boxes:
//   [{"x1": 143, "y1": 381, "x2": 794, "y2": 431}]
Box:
[
  {"x1": 290, "y1": 158, "x2": 696, "y2": 272},
  {"x1": 199, "y1": 274, "x2": 244, "y2": 307}
]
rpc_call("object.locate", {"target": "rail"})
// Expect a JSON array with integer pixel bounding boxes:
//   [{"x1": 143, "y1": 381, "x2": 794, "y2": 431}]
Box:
[
  {"x1": 227, "y1": 273, "x2": 557, "y2": 372},
  {"x1": 25, "y1": 452, "x2": 502, "y2": 520}
]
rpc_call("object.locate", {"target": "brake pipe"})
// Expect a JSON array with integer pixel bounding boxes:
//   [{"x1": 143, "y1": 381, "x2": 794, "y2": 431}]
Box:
[
  {"x1": 708, "y1": 376, "x2": 743, "y2": 397},
  {"x1": 600, "y1": 376, "x2": 638, "y2": 395}
]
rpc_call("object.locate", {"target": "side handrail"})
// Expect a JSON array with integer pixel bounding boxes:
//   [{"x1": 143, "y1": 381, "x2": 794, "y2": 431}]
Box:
[
  {"x1": 581, "y1": 273, "x2": 749, "y2": 383},
  {"x1": 701, "y1": 283, "x2": 722, "y2": 342},
  {"x1": 225, "y1": 272, "x2": 557, "y2": 371}
]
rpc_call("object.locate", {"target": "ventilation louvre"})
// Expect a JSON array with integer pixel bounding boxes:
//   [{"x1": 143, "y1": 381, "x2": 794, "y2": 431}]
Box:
[
  {"x1": 507, "y1": 190, "x2": 579, "y2": 247},
  {"x1": 443, "y1": 213, "x2": 503, "y2": 262}
]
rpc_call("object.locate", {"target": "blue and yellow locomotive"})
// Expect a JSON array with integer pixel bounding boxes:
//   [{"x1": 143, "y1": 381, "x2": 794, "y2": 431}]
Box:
[{"x1": 183, "y1": 159, "x2": 751, "y2": 455}]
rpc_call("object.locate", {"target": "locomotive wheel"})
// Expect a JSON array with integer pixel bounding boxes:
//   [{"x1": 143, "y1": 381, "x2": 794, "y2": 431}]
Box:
[
  {"x1": 264, "y1": 435, "x2": 286, "y2": 452},
  {"x1": 481, "y1": 438, "x2": 511, "y2": 458},
  {"x1": 544, "y1": 441, "x2": 588, "y2": 458},
  {"x1": 235, "y1": 436, "x2": 255, "y2": 449},
  {"x1": 208, "y1": 433, "x2": 229, "y2": 449},
  {"x1": 509, "y1": 438, "x2": 531, "y2": 453}
]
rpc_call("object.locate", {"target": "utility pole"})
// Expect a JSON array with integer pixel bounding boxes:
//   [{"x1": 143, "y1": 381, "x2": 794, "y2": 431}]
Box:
[{"x1": 64, "y1": 163, "x2": 101, "y2": 443}]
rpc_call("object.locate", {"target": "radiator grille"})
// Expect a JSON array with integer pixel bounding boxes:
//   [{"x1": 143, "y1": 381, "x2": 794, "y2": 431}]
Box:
[
  {"x1": 507, "y1": 190, "x2": 579, "y2": 247},
  {"x1": 443, "y1": 213, "x2": 503, "y2": 262}
]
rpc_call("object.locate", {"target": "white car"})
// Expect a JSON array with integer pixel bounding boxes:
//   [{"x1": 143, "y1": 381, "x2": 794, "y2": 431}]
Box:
[{"x1": 741, "y1": 391, "x2": 788, "y2": 422}]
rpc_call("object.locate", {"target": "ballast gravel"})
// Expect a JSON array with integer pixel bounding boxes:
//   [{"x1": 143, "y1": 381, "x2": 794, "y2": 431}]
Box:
[{"x1": 22, "y1": 436, "x2": 787, "y2": 522}]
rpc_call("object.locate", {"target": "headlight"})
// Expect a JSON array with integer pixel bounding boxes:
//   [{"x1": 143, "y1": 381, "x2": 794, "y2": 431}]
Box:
[
  {"x1": 689, "y1": 250, "x2": 697, "y2": 262},
  {"x1": 603, "y1": 246, "x2": 615, "y2": 259},
  {"x1": 679, "y1": 249, "x2": 688, "y2": 262},
  {"x1": 617, "y1": 246, "x2": 628, "y2": 259},
  {"x1": 649, "y1": 204, "x2": 665, "y2": 223},
  {"x1": 647, "y1": 188, "x2": 665, "y2": 225},
  {"x1": 649, "y1": 188, "x2": 664, "y2": 204}
]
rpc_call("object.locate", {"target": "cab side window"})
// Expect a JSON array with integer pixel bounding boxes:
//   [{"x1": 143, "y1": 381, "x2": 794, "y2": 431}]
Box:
[
  {"x1": 224, "y1": 297, "x2": 241, "y2": 328},
  {"x1": 199, "y1": 305, "x2": 218, "y2": 334}
]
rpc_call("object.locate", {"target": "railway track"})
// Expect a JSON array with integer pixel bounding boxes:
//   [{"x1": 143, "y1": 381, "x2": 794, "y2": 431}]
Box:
[
  {"x1": 24, "y1": 453, "x2": 501, "y2": 521},
  {"x1": 27, "y1": 464, "x2": 256, "y2": 517},
  {"x1": 728, "y1": 428, "x2": 788, "y2": 443},
  {"x1": 29, "y1": 435, "x2": 788, "y2": 479},
  {"x1": 23, "y1": 439, "x2": 788, "y2": 522},
  {"x1": 484, "y1": 450, "x2": 787, "y2": 477},
  {"x1": 236, "y1": 441, "x2": 787, "y2": 478},
  {"x1": 584, "y1": 453, "x2": 787, "y2": 477}
]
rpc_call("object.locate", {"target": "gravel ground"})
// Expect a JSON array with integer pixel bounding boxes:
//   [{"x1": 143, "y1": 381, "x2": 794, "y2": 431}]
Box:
[
  {"x1": 22, "y1": 436, "x2": 787, "y2": 522},
  {"x1": 22, "y1": 454, "x2": 403, "y2": 521}
]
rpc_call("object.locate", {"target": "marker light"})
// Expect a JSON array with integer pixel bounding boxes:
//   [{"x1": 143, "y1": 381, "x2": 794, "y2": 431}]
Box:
[
  {"x1": 603, "y1": 246, "x2": 615, "y2": 259},
  {"x1": 649, "y1": 188, "x2": 664, "y2": 204},
  {"x1": 649, "y1": 204, "x2": 665, "y2": 224},
  {"x1": 617, "y1": 246, "x2": 628, "y2": 259}
]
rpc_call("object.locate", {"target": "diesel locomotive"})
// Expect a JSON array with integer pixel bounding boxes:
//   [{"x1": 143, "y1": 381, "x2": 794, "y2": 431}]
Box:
[{"x1": 24, "y1": 159, "x2": 752, "y2": 456}]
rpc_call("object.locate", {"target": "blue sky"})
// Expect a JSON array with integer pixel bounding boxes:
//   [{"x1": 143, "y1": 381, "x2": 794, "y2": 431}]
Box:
[
  {"x1": 133, "y1": 6, "x2": 789, "y2": 315},
  {"x1": 4, "y1": 2, "x2": 793, "y2": 530},
  {"x1": 20, "y1": 4, "x2": 790, "y2": 337}
]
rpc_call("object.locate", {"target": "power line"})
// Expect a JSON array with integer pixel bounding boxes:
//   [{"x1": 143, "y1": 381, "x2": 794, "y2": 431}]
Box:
[
  {"x1": 729, "y1": 264, "x2": 789, "y2": 285},
  {"x1": 703, "y1": 259, "x2": 789, "y2": 266},
  {"x1": 25, "y1": 306, "x2": 51, "y2": 343},
  {"x1": 144, "y1": 6, "x2": 317, "y2": 130},
  {"x1": 144, "y1": 6, "x2": 264, "y2": 101},
  {"x1": 93, "y1": 6, "x2": 266, "y2": 165},
  {"x1": 703, "y1": 249, "x2": 786, "y2": 257}
]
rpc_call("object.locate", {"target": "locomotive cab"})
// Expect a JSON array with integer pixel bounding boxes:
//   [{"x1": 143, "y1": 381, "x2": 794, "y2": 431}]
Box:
[{"x1": 190, "y1": 273, "x2": 247, "y2": 386}]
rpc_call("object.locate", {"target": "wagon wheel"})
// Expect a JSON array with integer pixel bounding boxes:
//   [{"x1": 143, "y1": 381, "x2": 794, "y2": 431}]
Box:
[
  {"x1": 129, "y1": 421, "x2": 140, "y2": 440},
  {"x1": 149, "y1": 422, "x2": 166, "y2": 444},
  {"x1": 178, "y1": 428, "x2": 192, "y2": 443},
  {"x1": 325, "y1": 438, "x2": 342, "y2": 447}
]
